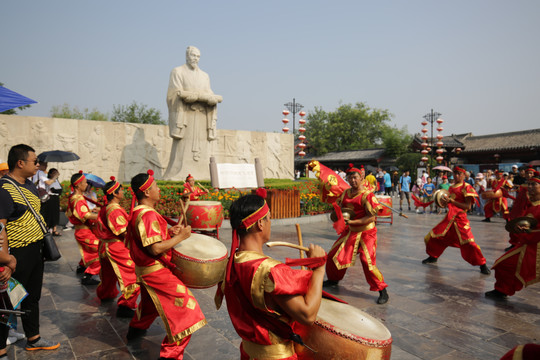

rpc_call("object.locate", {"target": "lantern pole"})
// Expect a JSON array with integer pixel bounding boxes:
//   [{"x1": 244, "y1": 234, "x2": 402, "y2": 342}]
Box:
[{"x1": 421, "y1": 109, "x2": 442, "y2": 174}]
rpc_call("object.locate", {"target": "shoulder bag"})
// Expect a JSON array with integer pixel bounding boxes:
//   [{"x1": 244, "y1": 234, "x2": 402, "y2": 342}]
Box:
[{"x1": 3, "y1": 177, "x2": 61, "y2": 261}]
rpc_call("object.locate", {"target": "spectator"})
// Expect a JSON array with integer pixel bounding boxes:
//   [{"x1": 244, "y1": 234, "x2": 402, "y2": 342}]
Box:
[
  {"x1": 0, "y1": 144, "x2": 60, "y2": 355},
  {"x1": 412, "y1": 178, "x2": 424, "y2": 213},
  {"x1": 383, "y1": 170, "x2": 392, "y2": 196},
  {"x1": 40, "y1": 168, "x2": 62, "y2": 236},
  {"x1": 474, "y1": 173, "x2": 487, "y2": 216},
  {"x1": 398, "y1": 171, "x2": 412, "y2": 211},
  {"x1": 376, "y1": 168, "x2": 385, "y2": 195},
  {"x1": 422, "y1": 177, "x2": 436, "y2": 214},
  {"x1": 0, "y1": 162, "x2": 8, "y2": 177}
]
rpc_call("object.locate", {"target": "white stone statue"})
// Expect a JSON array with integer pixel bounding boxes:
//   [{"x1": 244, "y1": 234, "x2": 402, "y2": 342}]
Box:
[{"x1": 164, "y1": 46, "x2": 223, "y2": 180}]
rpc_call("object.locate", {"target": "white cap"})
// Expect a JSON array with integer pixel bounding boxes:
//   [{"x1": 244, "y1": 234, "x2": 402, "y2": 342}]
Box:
[{"x1": 512, "y1": 164, "x2": 518, "y2": 169}]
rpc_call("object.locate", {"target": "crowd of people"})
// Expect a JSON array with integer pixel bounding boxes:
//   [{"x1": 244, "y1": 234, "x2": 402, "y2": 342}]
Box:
[{"x1": 1, "y1": 144, "x2": 538, "y2": 359}]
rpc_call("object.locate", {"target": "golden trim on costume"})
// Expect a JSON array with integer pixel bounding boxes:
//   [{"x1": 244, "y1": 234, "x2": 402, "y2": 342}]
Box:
[{"x1": 241, "y1": 339, "x2": 295, "y2": 360}]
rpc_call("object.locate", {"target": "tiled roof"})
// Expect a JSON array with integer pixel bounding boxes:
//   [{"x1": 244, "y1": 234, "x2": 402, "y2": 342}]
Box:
[
  {"x1": 297, "y1": 148, "x2": 386, "y2": 163},
  {"x1": 413, "y1": 134, "x2": 465, "y2": 148},
  {"x1": 460, "y1": 129, "x2": 540, "y2": 153}
]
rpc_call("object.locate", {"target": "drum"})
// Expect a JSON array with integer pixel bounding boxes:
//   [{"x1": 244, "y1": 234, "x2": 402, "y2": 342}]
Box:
[
  {"x1": 171, "y1": 233, "x2": 228, "y2": 288},
  {"x1": 186, "y1": 201, "x2": 224, "y2": 230},
  {"x1": 376, "y1": 196, "x2": 392, "y2": 218},
  {"x1": 294, "y1": 299, "x2": 392, "y2": 360}
]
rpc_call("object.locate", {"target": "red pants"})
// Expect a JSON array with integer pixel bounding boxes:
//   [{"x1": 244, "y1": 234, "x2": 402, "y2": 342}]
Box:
[
  {"x1": 96, "y1": 240, "x2": 140, "y2": 309},
  {"x1": 484, "y1": 197, "x2": 509, "y2": 219},
  {"x1": 492, "y1": 251, "x2": 524, "y2": 296},
  {"x1": 425, "y1": 226, "x2": 486, "y2": 266},
  {"x1": 326, "y1": 230, "x2": 387, "y2": 291},
  {"x1": 74, "y1": 228, "x2": 101, "y2": 275}
]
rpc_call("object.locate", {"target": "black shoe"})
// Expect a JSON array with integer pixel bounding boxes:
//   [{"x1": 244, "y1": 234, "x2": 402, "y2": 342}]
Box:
[
  {"x1": 116, "y1": 305, "x2": 135, "y2": 318},
  {"x1": 377, "y1": 288, "x2": 389, "y2": 304},
  {"x1": 81, "y1": 274, "x2": 100, "y2": 286},
  {"x1": 399, "y1": 207, "x2": 403, "y2": 211},
  {"x1": 480, "y1": 264, "x2": 491, "y2": 275},
  {"x1": 126, "y1": 326, "x2": 147, "y2": 341},
  {"x1": 504, "y1": 245, "x2": 515, "y2": 252},
  {"x1": 76, "y1": 265, "x2": 87, "y2": 274},
  {"x1": 422, "y1": 256, "x2": 438, "y2": 264},
  {"x1": 481, "y1": 218, "x2": 491, "y2": 222},
  {"x1": 485, "y1": 289, "x2": 507, "y2": 300},
  {"x1": 322, "y1": 280, "x2": 339, "y2": 288},
  {"x1": 408, "y1": 207, "x2": 411, "y2": 211}
]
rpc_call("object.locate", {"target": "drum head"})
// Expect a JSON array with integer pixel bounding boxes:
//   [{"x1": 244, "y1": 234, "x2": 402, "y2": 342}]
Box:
[
  {"x1": 317, "y1": 299, "x2": 391, "y2": 341},
  {"x1": 174, "y1": 233, "x2": 227, "y2": 260},
  {"x1": 188, "y1": 201, "x2": 222, "y2": 206}
]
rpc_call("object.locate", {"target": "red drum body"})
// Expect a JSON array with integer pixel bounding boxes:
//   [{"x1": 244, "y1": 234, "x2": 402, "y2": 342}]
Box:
[
  {"x1": 376, "y1": 195, "x2": 393, "y2": 225},
  {"x1": 294, "y1": 299, "x2": 392, "y2": 360},
  {"x1": 186, "y1": 201, "x2": 224, "y2": 230},
  {"x1": 481, "y1": 189, "x2": 502, "y2": 200},
  {"x1": 171, "y1": 233, "x2": 228, "y2": 289}
]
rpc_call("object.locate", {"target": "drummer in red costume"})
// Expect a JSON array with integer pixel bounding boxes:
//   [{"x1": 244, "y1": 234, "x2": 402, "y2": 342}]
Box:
[
  {"x1": 505, "y1": 167, "x2": 538, "y2": 250},
  {"x1": 482, "y1": 170, "x2": 510, "y2": 222},
  {"x1": 182, "y1": 174, "x2": 208, "y2": 201},
  {"x1": 126, "y1": 170, "x2": 206, "y2": 360},
  {"x1": 95, "y1": 176, "x2": 140, "y2": 318},
  {"x1": 66, "y1": 171, "x2": 101, "y2": 285},
  {"x1": 422, "y1": 166, "x2": 491, "y2": 275},
  {"x1": 216, "y1": 191, "x2": 326, "y2": 360},
  {"x1": 323, "y1": 164, "x2": 389, "y2": 305},
  {"x1": 485, "y1": 174, "x2": 540, "y2": 300}
]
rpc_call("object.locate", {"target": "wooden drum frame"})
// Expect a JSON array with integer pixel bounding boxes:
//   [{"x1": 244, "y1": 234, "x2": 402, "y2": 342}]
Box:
[{"x1": 294, "y1": 299, "x2": 392, "y2": 360}]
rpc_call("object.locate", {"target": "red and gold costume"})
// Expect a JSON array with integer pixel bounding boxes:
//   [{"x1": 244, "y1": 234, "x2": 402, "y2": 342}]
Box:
[
  {"x1": 220, "y1": 251, "x2": 312, "y2": 360},
  {"x1": 424, "y1": 182, "x2": 487, "y2": 266},
  {"x1": 499, "y1": 343, "x2": 540, "y2": 360},
  {"x1": 182, "y1": 182, "x2": 206, "y2": 201},
  {"x1": 66, "y1": 194, "x2": 101, "y2": 275},
  {"x1": 484, "y1": 178, "x2": 510, "y2": 220},
  {"x1": 491, "y1": 199, "x2": 540, "y2": 296},
  {"x1": 326, "y1": 188, "x2": 387, "y2": 291},
  {"x1": 96, "y1": 203, "x2": 140, "y2": 309},
  {"x1": 128, "y1": 204, "x2": 206, "y2": 359}
]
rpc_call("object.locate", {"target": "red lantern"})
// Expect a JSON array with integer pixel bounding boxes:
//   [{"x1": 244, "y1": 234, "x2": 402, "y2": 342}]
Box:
[
  {"x1": 421, "y1": 121, "x2": 428, "y2": 126},
  {"x1": 437, "y1": 126, "x2": 443, "y2": 132},
  {"x1": 456, "y1": 147, "x2": 462, "y2": 154},
  {"x1": 421, "y1": 128, "x2": 428, "y2": 133},
  {"x1": 436, "y1": 118, "x2": 444, "y2": 124},
  {"x1": 421, "y1": 135, "x2": 428, "y2": 141},
  {"x1": 282, "y1": 118, "x2": 289, "y2": 124},
  {"x1": 282, "y1": 110, "x2": 290, "y2": 116},
  {"x1": 298, "y1": 143, "x2": 306, "y2": 149},
  {"x1": 299, "y1": 127, "x2": 306, "y2": 133},
  {"x1": 299, "y1": 111, "x2": 306, "y2": 117},
  {"x1": 436, "y1": 156, "x2": 443, "y2": 162},
  {"x1": 436, "y1": 148, "x2": 444, "y2": 154},
  {"x1": 421, "y1": 142, "x2": 428, "y2": 148},
  {"x1": 421, "y1": 157, "x2": 429, "y2": 162},
  {"x1": 282, "y1": 127, "x2": 289, "y2": 133},
  {"x1": 421, "y1": 149, "x2": 428, "y2": 155},
  {"x1": 299, "y1": 119, "x2": 306, "y2": 125},
  {"x1": 436, "y1": 141, "x2": 444, "y2": 147},
  {"x1": 299, "y1": 151, "x2": 306, "y2": 157},
  {"x1": 298, "y1": 135, "x2": 306, "y2": 141},
  {"x1": 436, "y1": 134, "x2": 443, "y2": 140}
]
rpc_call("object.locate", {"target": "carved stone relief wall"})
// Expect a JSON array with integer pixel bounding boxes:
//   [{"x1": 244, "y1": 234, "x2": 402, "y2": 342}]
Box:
[{"x1": 0, "y1": 115, "x2": 294, "y2": 183}]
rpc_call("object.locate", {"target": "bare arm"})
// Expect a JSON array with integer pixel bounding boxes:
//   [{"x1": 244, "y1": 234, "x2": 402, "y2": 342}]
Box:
[
  {"x1": 271, "y1": 244, "x2": 326, "y2": 325},
  {"x1": 347, "y1": 214, "x2": 376, "y2": 227},
  {"x1": 0, "y1": 220, "x2": 17, "y2": 282},
  {"x1": 147, "y1": 225, "x2": 192, "y2": 256}
]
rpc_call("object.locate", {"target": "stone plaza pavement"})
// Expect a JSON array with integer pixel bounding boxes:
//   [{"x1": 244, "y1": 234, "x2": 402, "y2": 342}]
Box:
[{"x1": 5, "y1": 200, "x2": 539, "y2": 359}]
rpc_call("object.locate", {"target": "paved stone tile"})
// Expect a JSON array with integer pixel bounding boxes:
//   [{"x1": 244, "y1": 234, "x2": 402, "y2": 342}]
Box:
[{"x1": 6, "y1": 206, "x2": 538, "y2": 359}]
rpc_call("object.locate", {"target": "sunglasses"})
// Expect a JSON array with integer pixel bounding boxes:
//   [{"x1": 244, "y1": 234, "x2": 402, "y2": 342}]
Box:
[{"x1": 24, "y1": 159, "x2": 39, "y2": 165}]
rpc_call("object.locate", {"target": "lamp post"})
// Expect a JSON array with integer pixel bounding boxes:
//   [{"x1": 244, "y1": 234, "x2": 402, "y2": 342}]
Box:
[
  {"x1": 284, "y1": 98, "x2": 304, "y2": 134},
  {"x1": 420, "y1": 109, "x2": 443, "y2": 173}
]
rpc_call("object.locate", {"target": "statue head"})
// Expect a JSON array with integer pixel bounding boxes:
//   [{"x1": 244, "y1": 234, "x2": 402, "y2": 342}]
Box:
[{"x1": 185, "y1": 46, "x2": 201, "y2": 69}]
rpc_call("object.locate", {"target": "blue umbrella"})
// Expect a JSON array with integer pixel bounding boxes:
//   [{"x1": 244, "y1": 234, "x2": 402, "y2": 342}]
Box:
[
  {"x1": 0, "y1": 86, "x2": 37, "y2": 113},
  {"x1": 84, "y1": 173, "x2": 105, "y2": 188}
]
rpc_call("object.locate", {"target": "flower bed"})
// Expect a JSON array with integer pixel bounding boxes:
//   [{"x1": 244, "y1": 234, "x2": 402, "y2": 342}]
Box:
[{"x1": 59, "y1": 179, "x2": 332, "y2": 218}]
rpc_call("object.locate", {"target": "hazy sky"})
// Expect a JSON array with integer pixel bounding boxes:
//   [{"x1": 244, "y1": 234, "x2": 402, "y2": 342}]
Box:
[{"x1": 2, "y1": 1, "x2": 539, "y2": 138}]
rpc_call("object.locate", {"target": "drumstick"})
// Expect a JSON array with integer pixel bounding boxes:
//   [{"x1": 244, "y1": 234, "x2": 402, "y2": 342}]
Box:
[
  {"x1": 196, "y1": 182, "x2": 209, "y2": 192},
  {"x1": 266, "y1": 241, "x2": 309, "y2": 252},
  {"x1": 295, "y1": 224, "x2": 306, "y2": 270},
  {"x1": 378, "y1": 201, "x2": 409, "y2": 219},
  {"x1": 178, "y1": 199, "x2": 188, "y2": 227}
]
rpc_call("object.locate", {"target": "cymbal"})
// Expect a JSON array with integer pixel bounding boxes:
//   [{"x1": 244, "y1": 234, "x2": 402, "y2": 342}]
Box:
[
  {"x1": 434, "y1": 189, "x2": 450, "y2": 208},
  {"x1": 505, "y1": 216, "x2": 538, "y2": 234},
  {"x1": 330, "y1": 207, "x2": 355, "y2": 222}
]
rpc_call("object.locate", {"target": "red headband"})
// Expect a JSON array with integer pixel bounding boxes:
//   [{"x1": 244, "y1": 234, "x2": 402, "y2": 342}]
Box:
[
  {"x1": 73, "y1": 170, "x2": 85, "y2": 186},
  {"x1": 346, "y1": 163, "x2": 364, "y2": 175},
  {"x1": 240, "y1": 202, "x2": 270, "y2": 230},
  {"x1": 453, "y1": 166, "x2": 466, "y2": 174},
  {"x1": 530, "y1": 176, "x2": 540, "y2": 185},
  {"x1": 106, "y1": 176, "x2": 121, "y2": 195},
  {"x1": 138, "y1": 170, "x2": 154, "y2": 192},
  {"x1": 186, "y1": 174, "x2": 194, "y2": 181}
]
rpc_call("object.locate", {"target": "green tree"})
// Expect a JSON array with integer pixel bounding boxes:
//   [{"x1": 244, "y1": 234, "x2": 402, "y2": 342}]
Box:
[
  {"x1": 50, "y1": 103, "x2": 108, "y2": 121},
  {"x1": 305, "y1": 102, "x2": 394, "y2": 155},
  {"x1": 111, "y1": 101, "x2": 165, "y2": 125},
  {"x1": 380, "y1": 125, "x2": 412, "y2": 158},
  {"x1": 0, "y1": 82, "x2": 32, "y2": 115}
]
